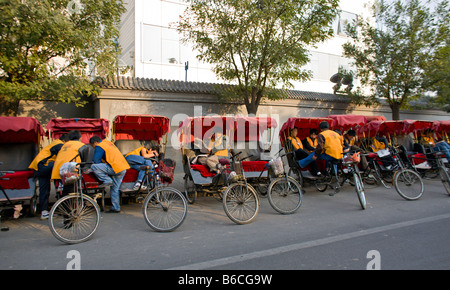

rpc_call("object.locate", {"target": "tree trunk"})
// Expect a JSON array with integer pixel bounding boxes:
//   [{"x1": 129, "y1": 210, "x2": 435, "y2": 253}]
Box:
[
  {"x1": 390, "y1": 102, "x2": 401, "y2": 120},
  {"x1": 245, "y1": 103, "x2": 258, "y2": 115}
]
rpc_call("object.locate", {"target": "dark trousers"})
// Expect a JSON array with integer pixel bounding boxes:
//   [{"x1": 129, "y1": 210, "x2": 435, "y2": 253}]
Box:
[
  {"x1": 295, "y1": 148, "x2": 320, "y2": 176},
  {"x1": 37, "y1": 162, "x2": 54, "y2": 212}
]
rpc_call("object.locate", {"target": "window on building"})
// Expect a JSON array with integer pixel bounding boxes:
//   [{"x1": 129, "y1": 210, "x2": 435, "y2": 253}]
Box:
[{"x1": 337, "y1": 11, "x2": 357, "y2": 36}]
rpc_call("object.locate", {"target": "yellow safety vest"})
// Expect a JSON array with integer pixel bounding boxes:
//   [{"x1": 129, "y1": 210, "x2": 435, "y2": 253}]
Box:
[
  {"x1": 125, "y1": 146, "x2": 144, "y2": 157},
  {"x1": 97, "y1": 140, "x2": 130, "y2": 174},
  {"x1": 51, "y1": 141, "x2": 84, "y2": 180},
  {"x1": 305, "y1": 137, "x2": 317, "y2": 152},
  {"x1": 288, "y1": 136, "x2": 303, "y2": 150},
  {"x1": 371, "y1": 138, "x2": 386, "y2": 152},
  {"x1": 29, "y1": 139, "x2": 64, "y2": 171},
  {"x1": 319, "y1": 130, "x2": 343, "y2": 160}
]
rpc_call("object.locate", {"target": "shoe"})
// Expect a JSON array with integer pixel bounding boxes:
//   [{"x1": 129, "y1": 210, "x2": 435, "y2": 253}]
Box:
[
  {"x1": 106, "y1": 209, "x2": 120, "y2": 213},
  {"x1": 40, "y1": 210, "x2": 49, "y2": 220},
  {"x1": 133, "y1": 183, "x2": 141, "y2": 191}
]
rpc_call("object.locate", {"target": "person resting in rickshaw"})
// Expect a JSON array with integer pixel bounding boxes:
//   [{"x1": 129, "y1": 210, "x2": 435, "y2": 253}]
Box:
[
  {"x1": 370, "y1": 134, "x2": 397, "y2": 170},
  {"x1": 193, "y1": 127, "x2": 230, "y2": 174},
  {"x1": 419, "y1": 129, "x2": 450, "y2": 162},
  {"x1": 125, "y1": 143, "x2": 159, "y2": 191},
  {"x1": 302, "y1": 129, "x2": 318, "y2": 154},
  {"x1": 298, "y1": 121, "x2": 342, "y2": 173},
  {"x1": 288, "y1": 127, "x2": 321, "y2": 177},
  {"x1": 344, "y1": 129, "x2": 369, "y2": 171}
]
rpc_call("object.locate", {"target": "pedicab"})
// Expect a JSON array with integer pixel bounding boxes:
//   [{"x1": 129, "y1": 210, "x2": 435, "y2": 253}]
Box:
[
  {"x1": 112, "y1": 114, "x2": 187, "y2": 232},
  {"x1": 433, "y1": 120, "x2": 450, "y2": 144},
  {"x1": 362, "y1": 119, "x2": 425, "y2": 200},
  {"x1": 0, "y1": 117, "x2": 45, "y2": 219},
  {"x1": 280, "y1": 117, "x2": 333, "y2": 187},
  {"x1": 179, "y1": 115, "x2": 261, "y2": 223}
]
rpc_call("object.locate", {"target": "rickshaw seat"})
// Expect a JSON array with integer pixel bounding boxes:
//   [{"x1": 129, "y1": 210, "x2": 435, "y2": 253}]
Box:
[{"x1": 0, "y1": 170, "x2": 34, "y2": 190}]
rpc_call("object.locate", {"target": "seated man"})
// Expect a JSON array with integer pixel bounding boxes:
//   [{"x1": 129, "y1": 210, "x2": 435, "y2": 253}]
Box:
[
  {"x1": 344, "y1": 129, "x2": 369, "y2": 171},
  {"x1": 302, "y1": 129, "x2": 318, "y2": 154},
  {"x1": 89, "y1": 136, "x2": 130, "y2": 213},
  {"x1": 420, "y1": 129, "x2": 450, "y2": 162},
  {"x1": 125, "y1": 144, "x2": 159, "y2": 191},
  {"x1": 288, "y1": 127, "x2": 320, "y2": 176},
  {"x1": 194, "y1": 127, "x2": 230, "y2": 174},
  {"x1": 371, "y1": 134, "x2": 397, "y2": 170}
]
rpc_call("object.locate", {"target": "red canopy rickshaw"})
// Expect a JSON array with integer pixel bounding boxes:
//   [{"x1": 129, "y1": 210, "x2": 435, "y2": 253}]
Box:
[
  {"x1": 327, "y1": 114, "x2": 367, "y2": 134},
  {"x1": 0, "y1": 117, "x2": 45, "y2": 216},
  {"x1": 46, "y1": 118, "x2": 109, "y2": 144},
  {"x1": 279, "y1": 117, "x2": 333, "y2": 147},
  {"x1": 433, "y1": 120, "x2": 450, "y2": 142}
]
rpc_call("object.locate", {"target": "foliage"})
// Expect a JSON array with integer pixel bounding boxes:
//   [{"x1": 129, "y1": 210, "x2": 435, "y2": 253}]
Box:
[
  {"x1": 177, "y1": 0, "x2": 339, "y2": 114},
  {"x1": 0, "y1": 0, "x2": 126, "y2": 115},
  {"x1": 342, "y1": 0, "x2": 448, "y2": 120}
]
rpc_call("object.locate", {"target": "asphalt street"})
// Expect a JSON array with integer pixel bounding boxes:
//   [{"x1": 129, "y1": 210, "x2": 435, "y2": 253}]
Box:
[{"x1": 1, "y1": 174, "x2": 450, "y2": 271}]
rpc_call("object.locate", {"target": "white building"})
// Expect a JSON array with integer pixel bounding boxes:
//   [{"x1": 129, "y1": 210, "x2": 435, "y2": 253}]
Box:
[{"x1": 117, "y1": 0, "x2": 372, "y2": 94}]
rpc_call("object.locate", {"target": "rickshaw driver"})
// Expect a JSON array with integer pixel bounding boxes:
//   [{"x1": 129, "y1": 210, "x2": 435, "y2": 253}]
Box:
[
  {"x1": 125, "y1": 144, "x2": 159, "y2": 191},
  {"x1": 420, "y1": 129, "x2": 450, "y2": 162},
  {"x1": 288, "y1": 127, "x2": 321, "y2": 176},
  {"x1": 195, "y1": 127, "x2": 230, "y2": 174},
  {"x1": 89, "y1": 136, "x2": 130, "y2": 213},
  {"x1": 29, "y1": 133, "x2": 69, "y2": 219}
]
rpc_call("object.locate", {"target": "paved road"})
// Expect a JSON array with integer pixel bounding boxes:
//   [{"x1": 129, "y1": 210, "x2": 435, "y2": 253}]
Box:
[{"x1": 1, "y1": 175, "x2": 449, "y2": 271}]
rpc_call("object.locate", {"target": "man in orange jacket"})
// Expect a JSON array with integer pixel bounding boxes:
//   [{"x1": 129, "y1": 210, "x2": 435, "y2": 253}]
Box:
[{"x1": 89, "y1": 136, "x2": 130, "y2": 213}]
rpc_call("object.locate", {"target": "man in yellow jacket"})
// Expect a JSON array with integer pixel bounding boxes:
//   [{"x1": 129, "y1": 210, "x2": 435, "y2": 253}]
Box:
[
  {"x1": 89, "y1": 136, "x2": 130, "y2": 213},
  {"x1": 29, "y1": 133, "x2": 68, "y2": 219}
]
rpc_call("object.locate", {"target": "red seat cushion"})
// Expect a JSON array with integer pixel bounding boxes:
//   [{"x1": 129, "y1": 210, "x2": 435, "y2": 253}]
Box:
[
  {"x1": 0, "y1": 170, "x2": 34, "y2": 190},
  {"x1": 190, "y1": 164, "x2": 216, "y2": 177},
  {"x1": 242, "y1": 161, "x2": 267, "y2": 172}
]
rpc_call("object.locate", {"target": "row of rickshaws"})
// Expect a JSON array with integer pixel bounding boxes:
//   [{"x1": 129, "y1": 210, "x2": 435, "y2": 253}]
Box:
[{"x1": 0, "y1": 114, "x2": 449, "y2": 243}]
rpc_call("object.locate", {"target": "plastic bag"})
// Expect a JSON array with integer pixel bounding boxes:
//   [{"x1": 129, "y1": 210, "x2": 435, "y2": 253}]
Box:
[
  {"x1": 268, "y1": 157, "x2": 284, "y2": 176},
  {"x1": 59, "y1": 162, "x2": 78, "y2": 185}
]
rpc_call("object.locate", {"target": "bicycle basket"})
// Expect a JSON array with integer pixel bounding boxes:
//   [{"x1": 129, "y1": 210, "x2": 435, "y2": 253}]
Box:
[
  {"x1": 343, "y1": 152, "x2": 360, "y2": 164},
  {"x1": 159, "y1": 158, "x2": 176, "y2": 183},
  {"x1": 59, "y1": 162, "x2": 78, "y2": 185},
  {"x1": 268, "y1": 157, "x2": 284, "y2": 176}
]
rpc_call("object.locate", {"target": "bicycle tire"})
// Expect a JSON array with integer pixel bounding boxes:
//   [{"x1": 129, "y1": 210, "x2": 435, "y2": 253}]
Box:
[
  {"x1": 288, "y1": 168, "x2": 303, "y2": 187},
  {"x1": 353, "y1": 172, "x2": 366, "y2": 210},
  {"x1": 439, "y1": 166, "x2": 450, "y2": 195},
  {"x1": 393, "y1": 169, "x2": 424, "y2": 201},
  {"x1": 184, "y1": 174, "x2": 197, "y2": 204},
  {"x1": 223, "y1": 183, "x2": 259, "y2": 224},
  {"x1": 268, "y1": 176, "x2": 302, "y2": 214},
  {"x1": 142, "y1": 187, "x2": 188, "y2": 232},
  {"x1": 48, "y1": 194, "x2": 100, "y2": 244}
]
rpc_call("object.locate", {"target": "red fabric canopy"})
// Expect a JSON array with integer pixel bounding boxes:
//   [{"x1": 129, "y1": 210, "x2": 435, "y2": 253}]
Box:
[
  {"x1": 279, "y1": 117, "x2": 333, "y2": 146},
  {"x1": 113, "y1": 115, "x2": 170, "y2": 142},
  {"x1": 0, "y1": 117, "x2": 45, "y2": 144},
  {"x1": 178, "y1": 116, "x2": 277, "y2": 143},
  {"x1": 46, "y1": 118, "x2": 109, "y2": 144},
  {"x1": 327, "y1": 114, "x2": 367, "y2": 132}
]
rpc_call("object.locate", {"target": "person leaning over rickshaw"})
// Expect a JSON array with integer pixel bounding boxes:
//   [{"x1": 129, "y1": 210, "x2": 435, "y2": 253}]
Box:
[
  {"x1": 288, "y1": 127, "x2": 321, "y2": 176},
  {"x1": 89, "y1": 136, "x2": 130, "y2": 213},
  {"x1": 298, "y1": 121, "x2": 343, "y2": 172},
  {"x1": 51, "y1": 130, "x2": 92, "y2": 197},
  {"x1": 302, "y1": 129, "x2": 318, "y2": 154},
  {"x1": 125, "y1": 143, "x2": 159, "y2": 191},
  {"x1": 420, "y1": 128, "x2": 450, "y2": 162},
  {"x1": 29, "y1": 133, "x2": 69, "y2": 219}
]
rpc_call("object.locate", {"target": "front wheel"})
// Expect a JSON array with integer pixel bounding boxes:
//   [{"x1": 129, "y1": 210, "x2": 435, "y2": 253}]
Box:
[
  {"x1": 48, "y1": 194, "x2": 101, "y2": 244},
  {"x1": 268, "y1": 176, "x2": 302, "y2": 214},
  {"x1": 438, "y1": 166, "x2": 450, "y2": 195},
  {"x1": 143, "y1": 187, "x2": 188, "y2": 232},
  {"x1": 223, "y1": 183, "x2": 259, "y2": 224},
  {"x1": 353, "y1": 172, "x2": 366, "y2": 210},
  {"x1": 393, "y1": 169, "x2": 424, "y2": 201}
]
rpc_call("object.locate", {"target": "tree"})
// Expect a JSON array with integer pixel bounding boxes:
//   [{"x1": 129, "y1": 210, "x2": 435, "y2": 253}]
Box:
[
  {"x1": 0, "y1": 0, "x2": 126, "y2": 116},
  {"x1": 177, "y1": 0, "x2": 339, "y2": 115},
  {"x1": 342, "y1": 0, "x2": 444, "y2": 120}
]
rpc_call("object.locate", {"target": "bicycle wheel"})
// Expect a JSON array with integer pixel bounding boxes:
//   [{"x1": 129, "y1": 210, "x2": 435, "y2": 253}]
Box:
[
  {"x1": 184, "y1": 174, "x2": 197, "y2": 204},
  {"x1": 142, "y1": 187, "x2": 188, "y2": 232},
  {"x1": 223, "y1": 183, "x2": 259, "y2": 224},
  {"x1": 268, "y1": 176, "x2": 302, "y2": 214},
  {"x1": 439, "y1": 166, "x2": 450, "y2": 195},
  {"x1": 353, "y1": 172, "x2": 366, "y2": 210},
  {"x1": 394, "y1": 169, "x2": 424, "y2": 201},
  {"x1": 49, "y1": 194, "x2": 100, "y2": 244}
]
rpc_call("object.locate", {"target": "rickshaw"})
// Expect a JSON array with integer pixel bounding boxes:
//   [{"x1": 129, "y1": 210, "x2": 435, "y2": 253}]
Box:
[
  {"x1": 179, "y1": 115, "x2": 260, "y2": 224},
  {"x1": 0, "y1": 117, "x2": 44, "y2": 220},
  {"x1": 46, "y1": 118, "x2": 110, "y2": 210},
  {"x1": 361, "y1": 120, "x2": 425, "y2": 200},
  {"x1": 281, "y1": 117, "x2": 367, "y2": 209},
  {"x1": 280, "y1": 117, "x2": 332, "y2": 188},
  {"x1": 112, "y1": 114, "x2": 187, "y2": 232}
]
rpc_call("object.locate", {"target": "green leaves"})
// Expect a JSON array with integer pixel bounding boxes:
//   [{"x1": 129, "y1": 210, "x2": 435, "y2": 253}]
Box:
[
  {"x1": 0, "y1": 0, "x2": 125, "y2": 115},
  {"x1": 178, "y1": 0, "x2": 339, "y2": 114}
]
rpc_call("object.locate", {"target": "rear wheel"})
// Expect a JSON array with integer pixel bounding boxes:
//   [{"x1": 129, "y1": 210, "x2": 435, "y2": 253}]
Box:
[
  {"x1": 393, "y1": 169, "x2": 424, "y2": 200},
  {"x1": 268, "y1": 176, "x2": 302, "y2": 214},
  {"x1": 353, "y1": 172, "x2": 366, "y2": 210},
  {"x1": 439, "y1": 166, "x2": 450, "y2": 195}
]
